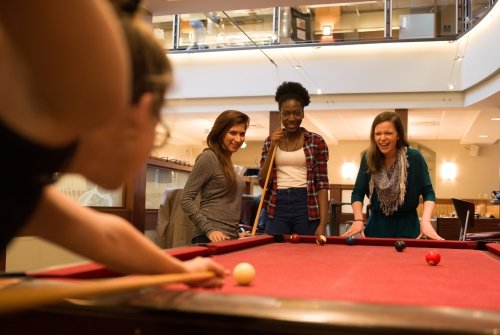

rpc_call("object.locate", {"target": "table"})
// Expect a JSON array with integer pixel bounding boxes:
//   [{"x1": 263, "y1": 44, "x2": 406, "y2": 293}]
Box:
[
  {"x1": 436, "y1": 217, "x2": 500, "y2": 240},
  {"x1": 1, "y1": 235, "x2": 500, "y2": 335}
]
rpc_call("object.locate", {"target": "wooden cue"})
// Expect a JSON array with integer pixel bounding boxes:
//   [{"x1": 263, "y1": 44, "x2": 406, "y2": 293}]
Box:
[
  {"x1": 0, "y1": 271, "x2": 215, "y2": 314},
  {"x1": 251, "y1": 145, "x2": 278, "y2": 235}
]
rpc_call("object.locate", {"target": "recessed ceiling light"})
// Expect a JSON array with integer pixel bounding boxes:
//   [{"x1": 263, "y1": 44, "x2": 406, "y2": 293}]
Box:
[
  {"x1": 478, "y1": 135, "x2": 488, "y2": 138},
  {"x1": 491, "y1": 118, "x2": 500, "y2": 121}
]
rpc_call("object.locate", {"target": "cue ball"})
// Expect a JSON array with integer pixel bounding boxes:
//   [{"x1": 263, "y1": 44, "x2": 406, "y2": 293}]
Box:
[
  {"x1": 316, "y1": 235, "x2": 327, "y2": 246},
  {"x1": 289, "y1": 234, "x2": 300, "y2": 243},
  {"x1": 233, "y1": 262, "x2": 255, "y2": 286},
  {"x1": 394, "y1": 240, "x2": 406, "y2": 252},
  {"x1": 425, "y1": 250, "x2": 441, "y2": 266},
  {"x1": 346, "y1": 236, "x2": 356, "y2": 246}
]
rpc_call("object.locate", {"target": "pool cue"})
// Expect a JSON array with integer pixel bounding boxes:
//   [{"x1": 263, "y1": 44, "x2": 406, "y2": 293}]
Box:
[
  {"x1": 0, "y1": 271, "x2": 215, "y2": 314},
  {"x1": 251, "y1": 145, "x2": 278, "y2": 235}
]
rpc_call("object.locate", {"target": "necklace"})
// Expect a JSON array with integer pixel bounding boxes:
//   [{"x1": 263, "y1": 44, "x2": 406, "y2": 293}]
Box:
[{"x1": 284, "y1": 131, "x2": 302, "y2": 152}]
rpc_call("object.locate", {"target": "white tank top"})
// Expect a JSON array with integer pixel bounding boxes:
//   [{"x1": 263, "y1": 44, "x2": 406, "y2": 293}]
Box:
[{"x1": 275, "y1": 147, "x2": 307, "y2": 189}]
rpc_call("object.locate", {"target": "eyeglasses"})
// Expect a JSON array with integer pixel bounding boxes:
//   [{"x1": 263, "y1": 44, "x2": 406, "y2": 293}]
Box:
[{"x1": 153, "y1": 120, "x2": 170, "y2": 148}]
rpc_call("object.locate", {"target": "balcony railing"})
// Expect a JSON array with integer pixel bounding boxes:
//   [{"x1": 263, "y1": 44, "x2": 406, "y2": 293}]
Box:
[{"x1": 151, "y1": 0, "x2": 496, "y2": 51}]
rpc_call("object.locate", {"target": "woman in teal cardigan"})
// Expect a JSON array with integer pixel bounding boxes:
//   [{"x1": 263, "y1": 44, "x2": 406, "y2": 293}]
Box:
[{"x1": 344, "y1": 112, "x2": 443, "y2": 239}]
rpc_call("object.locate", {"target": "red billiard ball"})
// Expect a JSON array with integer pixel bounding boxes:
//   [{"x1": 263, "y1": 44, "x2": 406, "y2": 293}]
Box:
[
  {"x1": 316, "y1": 235, "x2": 327, "y2": 246},
  {"x1": 426, "y1": 250, "x2": 441, "y2": 266},
  {"x1": 289, "y1": 234, "x2": 300, "y2": 243}
]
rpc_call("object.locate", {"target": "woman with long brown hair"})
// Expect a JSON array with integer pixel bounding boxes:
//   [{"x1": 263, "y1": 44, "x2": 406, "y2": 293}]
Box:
[
  {"x1": 181, "y1": 110, "x2": 250, "y2": 244},
  {"x1": 344, "y1": 111, "x2": 442, "y2": 239}
]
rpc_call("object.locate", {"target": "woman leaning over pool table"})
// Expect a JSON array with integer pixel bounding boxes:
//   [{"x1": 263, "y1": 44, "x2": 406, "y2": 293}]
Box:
[{"x1": 343, "y1": 111, "x2": 443, "y2": 240}]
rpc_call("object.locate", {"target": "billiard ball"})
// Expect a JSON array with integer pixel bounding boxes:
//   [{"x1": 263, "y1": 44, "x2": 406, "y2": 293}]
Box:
[
  {"x1": 425, "y1": 250, "x2": 441, "y2": 266},
  {"x1": 346, "y1": 236, "x2": 356, "y2": 246},
  {"x1": 316, "y1": 235, "x2": 327, "y2": 246},
  {"x1": 289, "y1": 234, "x2": 300, "y2": 243},
  {"x1": 233, "y1": 262, "x2": 255, "y2": 286},
  {"x1": 394, "y1": 240, "x2": 406, "y2": 252}
]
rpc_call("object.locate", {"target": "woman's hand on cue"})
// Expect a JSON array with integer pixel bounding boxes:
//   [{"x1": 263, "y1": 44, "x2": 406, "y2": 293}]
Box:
[
  {"x1": 182, "y1": 256, "x2": 228, "y2": 288},
  {"x1": 270, "y1": 127, "x2": 284, "y2": 147}
]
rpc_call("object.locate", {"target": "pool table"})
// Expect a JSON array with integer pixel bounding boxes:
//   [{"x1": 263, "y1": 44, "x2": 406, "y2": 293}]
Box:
[{"x1": 1, "y1": 235, "x2": 499, "y2": 335}]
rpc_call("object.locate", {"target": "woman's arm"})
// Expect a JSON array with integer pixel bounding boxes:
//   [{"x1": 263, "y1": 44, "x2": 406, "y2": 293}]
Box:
[
  {"x1": 343, "y1": 154, "x2": 369, "y2": 237},
  {"x1": 419, "y1": 200, "x2": 443, "y2": 240},
  {"x1": 23, "y1": 186, "x2": 226, "y2": 287},
  {"x1": 180, "y1": 152, "x2": 215, "y2": 236},
  {"x1": 342, "y1": 201, "x2": 366, "y2": 237},
  {"x1": 313, "y1": 135, "x2": 330, "y2": 236},
  {"x1": 315, "y1": 189, "x2": 329, "y2": 236}
]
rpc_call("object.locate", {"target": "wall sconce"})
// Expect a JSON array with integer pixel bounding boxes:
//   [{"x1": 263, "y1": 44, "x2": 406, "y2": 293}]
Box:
[
  {"x1": 322, "y1": 25, "x2": 332, "y2": 36},
  {"x1": 440, "y1": 162, "x2": 457, "y2": 181},
  {"x1": 341, "y1": 162, "x2": 357, "y2": 180}
]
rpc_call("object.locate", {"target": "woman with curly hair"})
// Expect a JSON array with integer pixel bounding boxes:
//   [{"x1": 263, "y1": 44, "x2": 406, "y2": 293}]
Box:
[{"x1": 258, "y1": 82, "x2": 330, "y2": 236}]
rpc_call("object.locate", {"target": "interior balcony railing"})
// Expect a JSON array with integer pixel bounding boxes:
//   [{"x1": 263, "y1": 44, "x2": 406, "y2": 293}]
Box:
[{"x1": 151, "y1": 0, "x2": 497, "y2": 52}]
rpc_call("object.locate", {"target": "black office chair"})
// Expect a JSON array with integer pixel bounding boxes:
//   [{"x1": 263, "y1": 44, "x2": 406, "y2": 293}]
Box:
[
  {"x1": 451, "y1": 198, "x2": 500, "y2": 241},
  {"x1": 451, "y1": 198, "x2": 475, "y2": 241}
]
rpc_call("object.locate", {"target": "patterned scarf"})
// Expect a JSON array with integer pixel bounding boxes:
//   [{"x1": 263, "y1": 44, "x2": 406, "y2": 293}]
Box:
[{"x1": 369, "y1": 147, "x2": 409, "y2": 216}]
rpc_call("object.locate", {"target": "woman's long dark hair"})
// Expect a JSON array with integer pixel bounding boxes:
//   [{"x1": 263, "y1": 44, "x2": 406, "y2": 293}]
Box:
[
  {"x1": 206, "y1": 110, "x2": 250, "y2": 193},
  {"x1": 366, "y1": 111, "x2": 409, "y2": 173}
]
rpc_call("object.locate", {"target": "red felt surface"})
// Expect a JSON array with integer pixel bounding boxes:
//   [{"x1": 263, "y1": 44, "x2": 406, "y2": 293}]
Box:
[
  {"x1": 29, "y1": 236, "x2": 500, "y2": 312},
  {"x1": 200, "y1": 241, "x2": 500, "y2": 312}
]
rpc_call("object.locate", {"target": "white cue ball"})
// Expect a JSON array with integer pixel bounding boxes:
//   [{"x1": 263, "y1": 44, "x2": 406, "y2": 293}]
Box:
[{"x1": 233, "y1": 262, "x2": 255, "y2": 286}]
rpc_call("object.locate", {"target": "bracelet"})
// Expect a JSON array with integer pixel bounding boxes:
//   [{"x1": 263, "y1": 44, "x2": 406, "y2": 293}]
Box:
[{"x1": 353, "y1": 219, "x2": 364, "y2": 222}]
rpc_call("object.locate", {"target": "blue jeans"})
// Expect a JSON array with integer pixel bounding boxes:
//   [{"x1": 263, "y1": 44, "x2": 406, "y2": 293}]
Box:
[{"x1": 264, "y1": 188, "x2": 318, "y2": 235}]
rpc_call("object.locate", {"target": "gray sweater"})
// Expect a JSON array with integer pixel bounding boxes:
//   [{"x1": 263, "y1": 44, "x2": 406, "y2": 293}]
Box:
[{"x1": 180, "y1": 150, "x2": 244, "y2": 240}]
